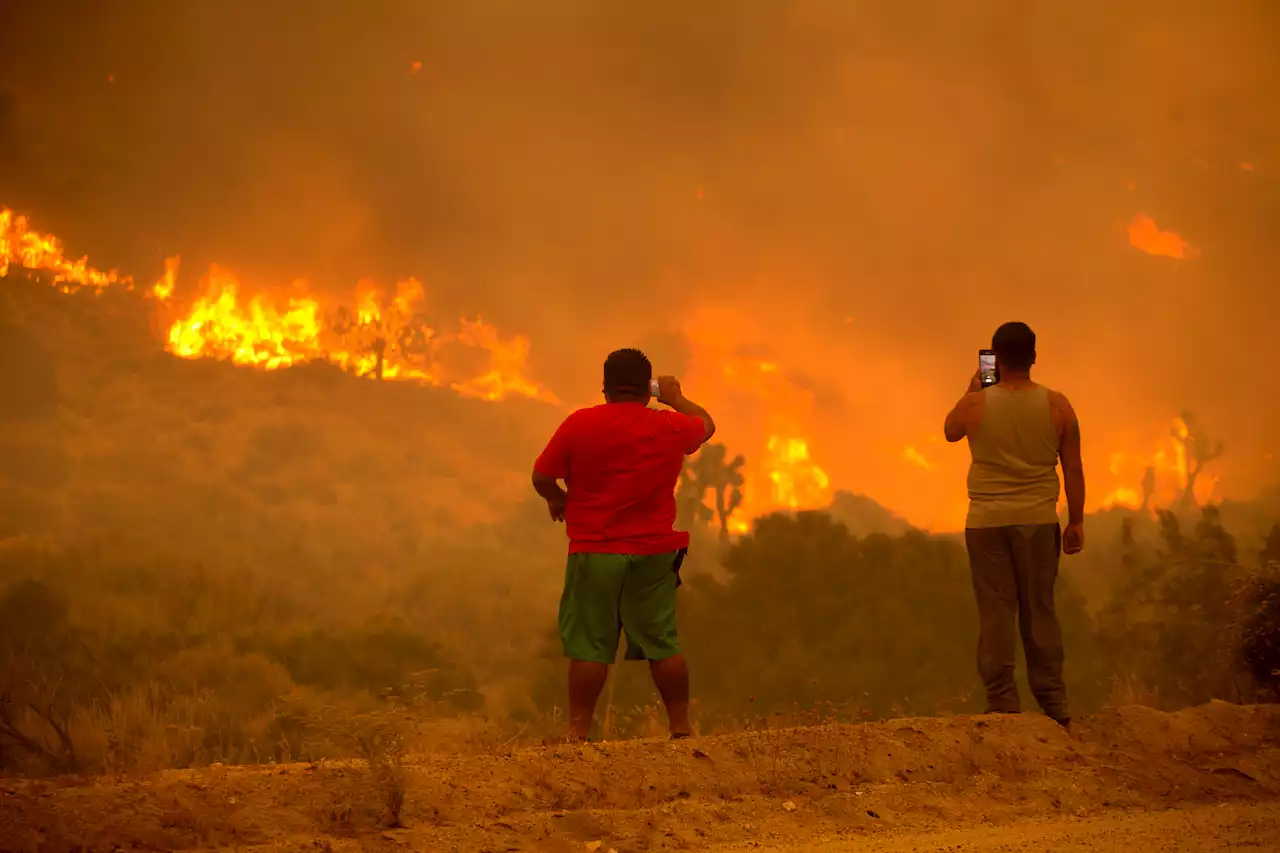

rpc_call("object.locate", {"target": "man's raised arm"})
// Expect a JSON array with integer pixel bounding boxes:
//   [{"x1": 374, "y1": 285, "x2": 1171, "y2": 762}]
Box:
[
  {"x1": 656, "y1": 375, "x2": 715, "y2": 445},
  {"x1": 943, "y1": 372, "x2": 984, "y2": 443}
]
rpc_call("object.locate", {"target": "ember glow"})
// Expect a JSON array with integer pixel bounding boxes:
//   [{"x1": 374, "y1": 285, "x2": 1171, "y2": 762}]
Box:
[{"x1": 1127, "y1": 214, "x2": 1199, "y2": 260}]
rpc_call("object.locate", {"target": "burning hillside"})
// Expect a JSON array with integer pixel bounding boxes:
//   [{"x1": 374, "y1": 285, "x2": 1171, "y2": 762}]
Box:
[
  {"x1": 2, "y1": 203, "x2": 1232, "y2": 533},
  {"x1": 1, "y1": 207, "x2": 556, "y2": 403},
  {"x1": 3, "y1": 204, "x2": 850, "y2": 537}
]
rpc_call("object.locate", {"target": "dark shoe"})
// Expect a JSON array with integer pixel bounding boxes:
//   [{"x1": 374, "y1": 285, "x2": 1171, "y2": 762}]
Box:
[
  {"x1": 1053, "y1": 716, "x2": 1072, "y2": 732},
  {"x1": 671, "y1": 732, "x2": 691, "y2": 740}
]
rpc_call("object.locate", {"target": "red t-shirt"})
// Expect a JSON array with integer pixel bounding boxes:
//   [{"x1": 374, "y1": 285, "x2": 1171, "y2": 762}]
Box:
[{"x1": 533, "y1": 403, "x2": 707, "y2": 554}]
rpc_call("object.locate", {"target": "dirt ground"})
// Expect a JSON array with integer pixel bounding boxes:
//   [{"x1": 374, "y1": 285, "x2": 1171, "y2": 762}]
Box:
[
  {"x1": 1, "y1": 701, "x2": 1277, "y2": 852},
  {"x1": 740, "y1": 804, "x2": 1280, "y2": 851}
]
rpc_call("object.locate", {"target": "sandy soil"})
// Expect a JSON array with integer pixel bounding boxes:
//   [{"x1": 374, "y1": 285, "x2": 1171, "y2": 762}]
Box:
[
  {"x1": 741, "y1": 804, "x2": 1280, "y2": 851},
  {"x1": 1, "y1": 701, "x2": 1277, "y2": 852}
]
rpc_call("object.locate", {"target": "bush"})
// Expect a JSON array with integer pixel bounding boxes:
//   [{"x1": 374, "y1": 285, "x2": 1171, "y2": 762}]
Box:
[
  {"x1": 1240, "y1": 525, "x2": 1280, "y2": 698},
  {"x1": 0, "y1": 547, "x2": 483, "y2": 776}
]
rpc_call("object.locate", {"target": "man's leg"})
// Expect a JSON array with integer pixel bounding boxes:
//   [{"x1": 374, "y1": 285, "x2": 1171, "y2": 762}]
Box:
[
  {"x1": 965, "y1": 527, "x2": 1021, "y2": 714},
  {"x1": 567, "y1": 660, "x2": 610, "y2": 741},
  {"x1": 649, "y1": 654, "x2": 691, "y2": 737},
  {"x1": 557, "y1": 552, "x2": 627, "y2": 740},
  {"x1": 619, "y1": 551, "x2": 691, "y2": 736},
  {"x1": 1011, "y1": 523, "x2": 1069, "y2": 724}
]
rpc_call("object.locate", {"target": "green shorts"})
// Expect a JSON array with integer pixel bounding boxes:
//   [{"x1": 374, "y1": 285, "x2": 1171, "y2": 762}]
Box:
[{"x1": 558, "y1": 550, "x2": 683, "y2": 665}]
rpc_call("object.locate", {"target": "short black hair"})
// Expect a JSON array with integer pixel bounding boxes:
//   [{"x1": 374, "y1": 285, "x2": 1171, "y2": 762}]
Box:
[
  {"x1": 992, "y1": 322, "x2": 1036, "y2": 370},
  {"x1": 603, "y1": 348, "x2": 652, "y2": 396}
]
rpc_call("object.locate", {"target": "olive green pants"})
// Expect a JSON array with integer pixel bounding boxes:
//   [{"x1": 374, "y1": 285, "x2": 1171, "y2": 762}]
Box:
[
  {"x1": 964, "y1": 523, "x2": 1068, "y2": 721},
  {"x1": 558, "y1": 550, "x2": 682, "y2": 665}
]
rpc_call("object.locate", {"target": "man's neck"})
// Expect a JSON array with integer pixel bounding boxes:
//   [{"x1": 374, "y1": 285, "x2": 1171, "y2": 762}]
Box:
[{"x1": 999, "y1": 371, "x2": 1034, "y2": 389}]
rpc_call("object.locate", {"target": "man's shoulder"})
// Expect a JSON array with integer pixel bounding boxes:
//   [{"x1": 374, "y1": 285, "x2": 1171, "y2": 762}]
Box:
[
  {"x1": 563, "y1": 403, "x2": 652, "y2": 431},
  {"x1": 564, "y1": 403, "x2": 613, "y2": 421},
  {"x1": 1044, "y1": 387, "x2": 1074, "y2": 412}
]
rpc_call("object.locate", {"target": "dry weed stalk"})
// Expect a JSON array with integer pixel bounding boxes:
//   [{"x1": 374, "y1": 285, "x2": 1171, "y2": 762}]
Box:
[
  {"x1": 1109, "y1": 673, "x2": 1161, "y2": 709},
  {"x1": 316, "y1": 707, "x2": 412, "y2": 828}
]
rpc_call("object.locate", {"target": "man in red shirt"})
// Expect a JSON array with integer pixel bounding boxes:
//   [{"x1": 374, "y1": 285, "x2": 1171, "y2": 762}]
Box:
[{"x1": 532, "y1": 348, "x2": 716, "y2": 741}]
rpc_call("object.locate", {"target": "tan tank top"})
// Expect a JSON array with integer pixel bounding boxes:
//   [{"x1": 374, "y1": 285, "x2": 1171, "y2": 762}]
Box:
[{"x1": 965, "y1": 384, "x2": 1061, "y2": 529}]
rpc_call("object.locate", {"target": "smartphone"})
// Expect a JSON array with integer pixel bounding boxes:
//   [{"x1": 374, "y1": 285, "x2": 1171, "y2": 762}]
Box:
[{"x1": 978, "y1": 349, "x2": 998, "y2": 388}]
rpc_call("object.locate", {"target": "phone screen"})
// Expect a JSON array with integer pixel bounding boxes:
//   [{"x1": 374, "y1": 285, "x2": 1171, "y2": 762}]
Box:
[{"x1": 978, "y1": 350, "x2": 998, "y2": 387}]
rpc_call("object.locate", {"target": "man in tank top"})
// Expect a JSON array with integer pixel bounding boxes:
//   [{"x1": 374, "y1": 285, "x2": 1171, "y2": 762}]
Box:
[{"x1": 943, "y1": 322, "x2": 1085, "y2": 729}]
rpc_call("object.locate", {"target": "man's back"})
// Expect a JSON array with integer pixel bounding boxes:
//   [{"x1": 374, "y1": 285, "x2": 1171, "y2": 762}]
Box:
[
  {"x1": 534, "y1": 402, "x2": 705, "y2": 554},
  {"x1": 966, "y1": 384, "x2": 1062, "y2": 529}
]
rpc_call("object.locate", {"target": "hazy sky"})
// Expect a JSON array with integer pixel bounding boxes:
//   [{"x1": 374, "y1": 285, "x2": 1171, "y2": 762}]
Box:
[{"x1": 2, "y1": 0, "x2": 1277, "y2": 529}]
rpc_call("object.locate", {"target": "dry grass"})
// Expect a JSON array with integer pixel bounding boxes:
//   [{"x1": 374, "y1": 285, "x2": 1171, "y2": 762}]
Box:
[{"x1": 1110, "y1": 673, "x2": 1162, "y2": 709}]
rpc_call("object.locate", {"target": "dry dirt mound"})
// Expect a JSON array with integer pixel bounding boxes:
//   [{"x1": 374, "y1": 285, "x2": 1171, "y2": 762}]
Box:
[{"x1": 2, "y1": 702, "x2": 1278, "y2": 852}]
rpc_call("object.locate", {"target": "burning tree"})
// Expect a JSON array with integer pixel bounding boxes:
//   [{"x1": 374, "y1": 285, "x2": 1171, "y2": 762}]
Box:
[
  {"x1": 329, "y1": 289, "x2": 434, "y2": 381},
  {"x1": 675, "y1": 468, "x2": 714, "y2": 531},
  {"x1": 1173, "y1": 411, "x2": 1224, "y2": 511},
  {"x1": 331, "y1": 304, "x2": 392, "y2": 380},
  {"x1": 681, "y1": 444, "x2": 746, "y2": 543}
]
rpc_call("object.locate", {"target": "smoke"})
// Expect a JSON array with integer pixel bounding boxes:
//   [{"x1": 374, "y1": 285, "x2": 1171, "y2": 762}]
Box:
[{"x1": 2, "y1": 0, "x2": 1278, "y2": 528}]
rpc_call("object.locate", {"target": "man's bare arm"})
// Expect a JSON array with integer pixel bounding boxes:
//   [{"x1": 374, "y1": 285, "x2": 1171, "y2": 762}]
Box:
[
  {"x1": 531, "y1": 470, "x2": 566, "y2": 502},
  {"x1": 657, "y1": 376, "x2": 716, "y2": 443},
  {"x1": 670, "y1": 394, "x2": 715, "y2": 443},
  {"x1": 943, "y1": 393, "x2": 979, "y2": 443},
  {"x1": 1054, "y1": 392, "x2": 1085, "y2": 525}
]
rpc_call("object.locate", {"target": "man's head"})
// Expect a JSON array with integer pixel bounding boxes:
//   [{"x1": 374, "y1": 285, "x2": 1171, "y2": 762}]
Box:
[
  {"x1": 603, "y1": 348, "x2": 652, "y2": 402},
  {"x1": 992, "y1": 322, "x2": 1036, "y2": 373}
]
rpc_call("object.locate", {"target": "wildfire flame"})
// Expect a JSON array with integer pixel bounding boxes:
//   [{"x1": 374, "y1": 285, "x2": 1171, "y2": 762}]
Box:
[
  {"x1": 2, "y1": 206, "x2": 557, "y2": 402},
  {"x1": 0, "y1": 208, "x2": 133, "y2": 293},
  {"x1": 760, "y1": 435, "x2": 831, "y2": 509},
  {"x1": 1127, "y1": 214, "x2": 1199, "y2": 260},
  {"x1": 726, "y1": 435, "x2": 831, "y2": 536},
  {"x1": 1099, "y1": 416, "x2": 1219, "y2": 511},
  {"x1": 695, "y1": 355, "x2": 832, "y2": 535}
]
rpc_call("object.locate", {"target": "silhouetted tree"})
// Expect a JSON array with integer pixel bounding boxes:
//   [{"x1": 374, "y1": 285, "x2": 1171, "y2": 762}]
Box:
[
  {"x1": 1098, "y1": 506, "x2": 1252, "y2": 706},
  {"x1": 1173, "y1": 411, "x2": 1224, "y2": 511},
  {"x1": 332, "y1": 305, "x2": 391, "y2": 380},
  {"x1": 675, "y1": 467, "x2": 713, "y2": 531},
  {"x1": 683, "y1": 444, "x2": 745, "y2": 542}
]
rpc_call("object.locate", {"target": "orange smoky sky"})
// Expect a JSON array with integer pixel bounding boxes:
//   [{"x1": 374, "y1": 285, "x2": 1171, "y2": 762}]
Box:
[{"x1": 1, "y1": 1, "x2": 1278, "y2": 531}]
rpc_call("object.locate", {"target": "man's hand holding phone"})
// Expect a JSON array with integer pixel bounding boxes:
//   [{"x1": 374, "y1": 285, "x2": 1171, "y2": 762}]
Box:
[{"x1": 654, "y1": 375, "x2": 685, "y2": 406}]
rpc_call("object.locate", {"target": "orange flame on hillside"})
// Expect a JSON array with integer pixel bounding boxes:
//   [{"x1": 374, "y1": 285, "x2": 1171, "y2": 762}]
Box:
[
  {"x1": 726, "y1": 435, "x2": 831, "y2": 536},
  {"x1": 2, "y1": 207, "x2": 556, "y2": 403},
  {"x1": 1127, "y1": 214, "x2": 1199, "y2": 260},
  {"x1": 1099, "y1": 416, "x2": 1219, "y2": 512},
  {"x1": 697, "y1": 356, "x2": 831, "y2": 535},
  {"x1": 1, "y1": 208, "x2": 133, "y2": 293}
]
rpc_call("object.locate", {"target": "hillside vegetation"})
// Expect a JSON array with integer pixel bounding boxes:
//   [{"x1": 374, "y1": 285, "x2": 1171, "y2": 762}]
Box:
[{"x1": 1, "y1": 274, "x2": 1278, "y2": 778}]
